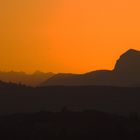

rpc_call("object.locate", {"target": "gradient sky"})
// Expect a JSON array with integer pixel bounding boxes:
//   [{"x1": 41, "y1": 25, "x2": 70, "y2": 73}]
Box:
[{"x1": 0, "y1": 0, "x2": 140, "y2": 73}]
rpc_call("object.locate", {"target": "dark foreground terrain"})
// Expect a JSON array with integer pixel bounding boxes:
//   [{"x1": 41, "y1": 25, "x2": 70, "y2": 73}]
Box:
[
  {"x1": 0, "y1": 82, "x2": 140, "y2": 115},
  {"x1": 1, "y1": 111, "x2": 140, "y2": 140},
  {"x1": 0, "y1": 82, "x2": 140, "y2": 139}
]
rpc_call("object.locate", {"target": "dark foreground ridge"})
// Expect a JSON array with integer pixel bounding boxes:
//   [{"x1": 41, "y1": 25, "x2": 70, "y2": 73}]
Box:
[
  {"x1": 1, "y1": 111, "x2": 140, "y2": 140},
  {"x1": 0, "y1": 83, "x2": 140, "y2": 139},
  {"x1": 0, "y1": 81, "x2": 140, "y2": 115},
  {"x1": 1, "y1": 81, "x2": 140, "y2": 139}
]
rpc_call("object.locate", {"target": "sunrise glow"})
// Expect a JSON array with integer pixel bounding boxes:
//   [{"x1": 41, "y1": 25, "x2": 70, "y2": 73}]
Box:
[{"x1": 0, "y1": 0, "x2": 140, "y2": 73}]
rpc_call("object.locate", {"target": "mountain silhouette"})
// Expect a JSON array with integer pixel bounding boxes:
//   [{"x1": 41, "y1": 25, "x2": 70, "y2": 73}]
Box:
[
  {"x1": 114, "y1": 49, "x2": 140, "y2": 73},
  {"x1": 0, "y1": 71, "x2": 54, "y2": 87},
  {"x1": 42, "y1": 49, "x2": 140, "y2": 87}
]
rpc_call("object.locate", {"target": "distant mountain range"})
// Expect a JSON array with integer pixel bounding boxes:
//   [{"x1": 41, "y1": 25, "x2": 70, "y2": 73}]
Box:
[
  {"x1": 0, "y1": 49, "x2": 139, "y2": 87},
  {"x1": 0, "y1": 71, "x2": 54, "y2": 87},
  {"x1": 41, "y1": 49, "x2": 140, "y2": 87}
]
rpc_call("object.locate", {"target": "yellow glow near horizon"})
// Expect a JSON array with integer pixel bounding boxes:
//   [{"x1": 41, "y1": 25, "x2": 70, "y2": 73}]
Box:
[{"x1": 0, "y1": 0, "x2": 140, "y2": 73}]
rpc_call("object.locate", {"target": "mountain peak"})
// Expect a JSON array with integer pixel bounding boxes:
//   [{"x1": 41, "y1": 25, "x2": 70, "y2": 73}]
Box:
[
  {"x1": 114, "y1": 48, "x2": 140, "y2": 74},
  {"x1": 127, "y1": 48, "x2": 139, "y2": 52},
  {"x1": 121, "y1": 49, "x2": 140, "y2": 57}
]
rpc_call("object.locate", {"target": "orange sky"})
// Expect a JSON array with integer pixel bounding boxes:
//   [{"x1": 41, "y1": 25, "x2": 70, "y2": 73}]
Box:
[{"x1": 0, "y1": 0, "x2": 140, "y2": 73}]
